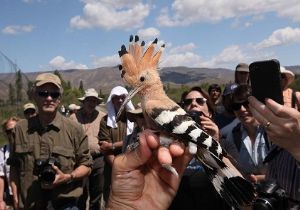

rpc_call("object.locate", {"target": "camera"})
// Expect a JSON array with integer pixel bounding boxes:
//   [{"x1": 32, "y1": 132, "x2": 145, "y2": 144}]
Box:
[
  {"x1": 34, "y1": 157, "x2": 61, "y2": 184},
  {"x1": 188, "y1": 111, "x2": 203, "y2": 123},
  {"x1": 253, "y1": 180, "x2": 289, "y2": 210}
]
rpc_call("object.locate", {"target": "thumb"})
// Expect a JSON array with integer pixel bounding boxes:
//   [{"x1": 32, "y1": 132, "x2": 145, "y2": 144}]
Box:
[
  {"x1": 51, "y1": 163, "x2": 61, "y2": 174},
  {"x1": 113, "y1": 131, "x2": 154, "y2": 172}
]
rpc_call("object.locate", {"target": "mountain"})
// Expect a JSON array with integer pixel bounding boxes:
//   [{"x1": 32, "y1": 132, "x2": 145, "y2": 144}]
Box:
[{"x1": 0, "y1": 65, "x2": 300, "y2": 100}]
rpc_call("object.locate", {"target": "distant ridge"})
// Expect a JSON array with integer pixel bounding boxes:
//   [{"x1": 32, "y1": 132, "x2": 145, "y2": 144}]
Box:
[{"x1": 0, "y1": 65, "x2": 299, "y2": 100}]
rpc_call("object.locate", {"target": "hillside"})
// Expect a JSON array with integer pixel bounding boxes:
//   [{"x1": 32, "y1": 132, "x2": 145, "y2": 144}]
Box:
[{"x1": 1, "y1": 65, "x2": 300, "y2": 100}]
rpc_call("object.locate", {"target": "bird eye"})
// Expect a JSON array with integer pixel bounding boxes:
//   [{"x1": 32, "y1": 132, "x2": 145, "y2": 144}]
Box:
[{"x1": 140, "y1": 76, "x2": 145, "y2": 82}]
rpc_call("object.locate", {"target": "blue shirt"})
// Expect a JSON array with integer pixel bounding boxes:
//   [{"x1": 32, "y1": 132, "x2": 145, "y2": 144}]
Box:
[{"x1": 221, "y1": 124, "x2": 269, "y2": 177}]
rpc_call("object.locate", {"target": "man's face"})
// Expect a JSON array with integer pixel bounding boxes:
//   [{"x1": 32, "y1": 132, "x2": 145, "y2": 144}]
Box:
[
  {"x1": 112, "y1": 94, "x2": 126, "y2": 112},
  {"x1": 236, "y1": 71, "x2": 249, "y2": 84},
  {"x1": 232, "y1": 99, "x2": 255, "y2": 125},
  {"x1": 34, "y1": 83, "x2": 61, "y2": 114},
  {"x1": 83, "y1": 97, "x2": 99, "y2": 111},
  {"x1": 209, "y1": 89, "x2": 221, "y2": 101}
]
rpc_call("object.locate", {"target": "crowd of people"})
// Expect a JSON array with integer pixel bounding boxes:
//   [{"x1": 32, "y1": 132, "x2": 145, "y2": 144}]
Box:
[{"x1": 0, "y1": 61, "x2": 299, "y2": 210}]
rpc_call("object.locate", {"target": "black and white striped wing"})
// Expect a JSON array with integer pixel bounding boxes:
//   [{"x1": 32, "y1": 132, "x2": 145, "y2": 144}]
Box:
[
  {"x1": 148, "y1": 105, "x2": 225, "y2": 160},
  {"x1": 148, "y1": 105, "x2": 256, "y2": 208}
]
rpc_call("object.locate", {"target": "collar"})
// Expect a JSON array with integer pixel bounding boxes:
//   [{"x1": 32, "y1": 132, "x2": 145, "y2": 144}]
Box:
[{"x1": 28, "y1": 112, "x2": 62, "y2": 133}]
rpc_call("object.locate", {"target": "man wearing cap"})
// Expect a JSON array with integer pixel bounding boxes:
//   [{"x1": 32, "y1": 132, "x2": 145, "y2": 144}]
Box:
[
  {"x1": 23, "y1": 103, "x2": 37, "y2": 119},
  {"x1": 69, "y1": 88, "x2": 105, "y2": 210},
  {"x1": 214, "y1": 83, "x2": 238, "y2": 128},
  {"x1": 280, "y1": 66, "x2": 300, "y2": 111},
  {"x1": 9, "y1": 73, "x2": 92, "y2": 210},
  {"x1": 234, "y1": 63, "x2": 250, "y2": 85}
]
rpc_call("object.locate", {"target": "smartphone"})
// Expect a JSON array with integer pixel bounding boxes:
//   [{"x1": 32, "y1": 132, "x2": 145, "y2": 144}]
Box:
[{"x1": 249, "y1": 59, "x2": 283, "y2": 104}]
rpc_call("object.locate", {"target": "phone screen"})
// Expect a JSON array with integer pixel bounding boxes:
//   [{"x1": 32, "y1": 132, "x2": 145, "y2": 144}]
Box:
[{"x1": 249, "y1": 59, "x2": 283, "y2": 104}]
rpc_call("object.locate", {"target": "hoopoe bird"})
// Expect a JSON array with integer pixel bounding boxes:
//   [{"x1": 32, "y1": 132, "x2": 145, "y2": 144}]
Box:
[{"x1": 116, "y1": 35, "x2": 255, "y2": 208}]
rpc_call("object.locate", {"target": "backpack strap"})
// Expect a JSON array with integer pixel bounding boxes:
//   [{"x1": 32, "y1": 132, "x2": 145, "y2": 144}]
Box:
[
  {"x1": 291, "y1": 89, "x2": 296, "y2": 108},
  {"x1": 232, "y1": 123, "x2": 242, "y2": 152}
]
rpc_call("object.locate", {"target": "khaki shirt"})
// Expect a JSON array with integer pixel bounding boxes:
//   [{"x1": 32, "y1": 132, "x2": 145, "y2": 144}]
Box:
[
  {"x1": 10, "y1": 113, "x2": 92, "y2": 209},
  {"x1": 70, "y1": 109, "x2": 105, "y2": 156},
  {"x1": 98, "y1": 115, "x2": 127, "y2": 145}
]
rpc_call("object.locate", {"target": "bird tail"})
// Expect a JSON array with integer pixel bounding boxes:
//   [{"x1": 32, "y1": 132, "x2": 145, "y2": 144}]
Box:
[{"x1": 196, "y1": 148, "x2": 256, "y2": 208}]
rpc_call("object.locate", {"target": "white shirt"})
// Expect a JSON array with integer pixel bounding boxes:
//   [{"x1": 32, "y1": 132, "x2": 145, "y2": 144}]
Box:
[{"x1": 221, "y1": 125, "x2": 269, "y2": 177}]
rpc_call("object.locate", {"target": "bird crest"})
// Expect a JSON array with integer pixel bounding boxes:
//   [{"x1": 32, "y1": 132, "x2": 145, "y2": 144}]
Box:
[{"x1": 118, "y1": 35, "x2": 165, "y2": 89}]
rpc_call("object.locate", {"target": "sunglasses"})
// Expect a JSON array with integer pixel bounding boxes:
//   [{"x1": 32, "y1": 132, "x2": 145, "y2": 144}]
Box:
[
  {"x1": 37, "y1": 90, "x2": 60, "y2": 99},
  {"x1": 183, "y1": 97, "x2": 207, "y2": 106},
  {"x1": 232, "y1": 100, "x2": 249, "y2": 111},
  {"x1": 24, "y1": 109, "x2": 36, "y2": 115}
]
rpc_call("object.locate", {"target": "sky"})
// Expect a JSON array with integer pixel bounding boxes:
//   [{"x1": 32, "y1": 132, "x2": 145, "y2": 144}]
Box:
[{"x1": 0, "y1": 0, "x2": 300, "y2": 73}]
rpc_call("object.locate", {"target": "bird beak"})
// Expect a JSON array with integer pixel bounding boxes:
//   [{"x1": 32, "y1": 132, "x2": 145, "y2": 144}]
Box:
[{"x1": 116, "y1": 85, "x2": 143, "y2": 121}]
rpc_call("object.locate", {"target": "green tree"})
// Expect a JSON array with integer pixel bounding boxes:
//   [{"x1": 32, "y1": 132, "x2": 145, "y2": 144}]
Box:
[
  {"x1": 27, "y1": 80, "x2": 34, "y2": 100},
  {"x1": 8, "y1": 83, "x2": 16, "y2": 105},
  {"x1": 66, "y1": 81, "x2": 72, "y2": 90},
  {"x1": 79, "y1": 80, "x2": 84, "y2": 94},
  {"x1": 15, "y1": 70, "x2": 23, "y2": 103},
  {"x1": 54, "y1": 70, "x2": 69, "y2": 91},
  {"x1": 99, "y1": 88, "x2": 106, "y2": 99}
]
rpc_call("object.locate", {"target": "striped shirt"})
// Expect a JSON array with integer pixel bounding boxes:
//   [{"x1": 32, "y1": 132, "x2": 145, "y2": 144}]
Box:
[{"x1": 267, "y1": 146, "x2": 300, "y2": 201}]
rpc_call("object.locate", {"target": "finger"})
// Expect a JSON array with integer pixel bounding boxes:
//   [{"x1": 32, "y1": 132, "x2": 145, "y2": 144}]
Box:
[
  {"x1": 169, "y1": 142, "x2": 185, "y2": 157},
  {"x1": 158, "y1": 146, "x2": 172, "y2": 165},
  {"x1": 114, "y1": 131, "x2": 152, "y2": 171},
  {"x1": 143, "y1": 129, "x2": 160, "y2": 149},
  {"x1": 51, "y1": 164, "x2": 60, "y2": 174},
  {"x1": 171, "y1": 147, "x2": 192, "y2": 176},
  {"x1": 265, "y1": 98, "x2": 298, "y2": 118},
  {"x1": 248, "y1": 96, "x2": 274, "y2": 125}
]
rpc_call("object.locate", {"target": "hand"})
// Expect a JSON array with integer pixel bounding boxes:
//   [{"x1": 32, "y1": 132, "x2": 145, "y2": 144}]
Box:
[
  {"x1": 99, "y1": 141, "x2": 113, "y2": 153},
  {"x1": 248, "y1": 174, "x2": 266, "y2": 184},
  {"x1": 40, "y1": 165, "x2": 70, "y2": 189},
  {"x1": 200, "y1": 115, "x2": 220, "y2": 140},
  {"x1": 248, "y1": 96, "x2": 300, "y2": 161},
  {"x1": 0, "y1": 200, "x2": 6, "y2": 210},
  {"x1": 106, "y1": 129, "x2": 192, "y2": 210}
]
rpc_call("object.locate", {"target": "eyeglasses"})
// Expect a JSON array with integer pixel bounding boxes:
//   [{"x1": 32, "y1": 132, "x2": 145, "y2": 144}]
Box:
[
  {"x1": 232, "y1": 100, "x2": 249, "y2": 111},
  {"x1": 37, "y1": 90, "x2": 60, "y2": 99},
  {"x1": 183, "y1": 97, "x2": 207, "y2": 106}
]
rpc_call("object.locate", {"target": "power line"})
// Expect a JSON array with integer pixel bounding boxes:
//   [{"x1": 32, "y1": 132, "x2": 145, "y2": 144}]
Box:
[{"x1": 0, "y1": 50, "x2": 31, "y2": 82}]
